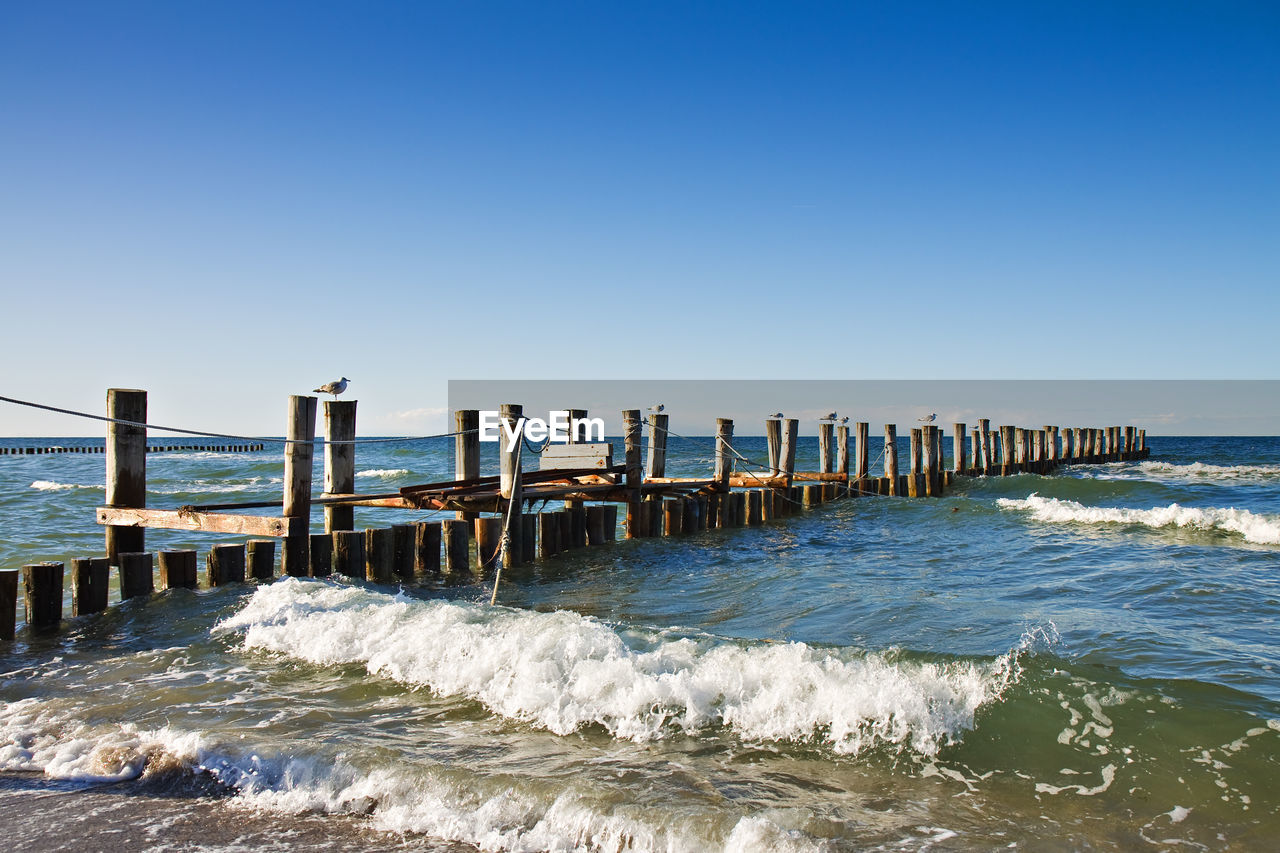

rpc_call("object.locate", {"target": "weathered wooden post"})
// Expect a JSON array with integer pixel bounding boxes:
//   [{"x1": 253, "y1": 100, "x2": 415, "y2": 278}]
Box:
[
  {"x1": 119, "y1": 552, "x2": 154, "y2": 599},
  {"x1": 248, "y1": 539, "x2": 276, "y2": 581},
  {"x1": 0, "y1": 572, "x2": 16, "y2": 641},
  {"x1": 323, "y1": 400, "x2": 357, "y2": 533},
  {"x1": 309, "y1": 534, "x2": 333, "y2": 577},
  {"x1": 766, "y1": 418, "x2": 782, "y2": 476},
  {"x1": 646, "y1": 412, "x2": 668, "y2": 480},
  {"x1": 954, "y1": 423, "x2": 967, "y2": 474},
  {"x1": 855, "y1": 422, "x2": 869, "y2": 482},
  {"x1": 442, "y1": 519, "x2": 469, "y2": 576},
  {"x1": 587, "y1": 505, "x2": 609, "y2": 544},
  {"x1": 1139, "y1": 428, "x2": 1147, "y2": 455},
  {"x1": 475, "y1": 517, "x2": 502, "y2": 570},
  {"x1": 365, "y1": 527, "x2": 394, "y2": 582},
  {"x1": 455, "y1": 410, "x2": 480, "y2": 525},
  {"x1": 23, "y1": 562, "x2": 63, "y2": 629},
  {"x1": 714, "y1": 418, "x2": 734, "y2": 527},
  {"x1": 780, "y1": 418, "x2": 798, "y2": 484},
  {"x1": 818, "y1": 420, "x2": 834, "y2": 475},
  {"x1": 72, "y1": 557, "x2": 111, "y2": 612},
  {"x1": 836, "y1": 424, "x2": 850, "y2": 493},
  {"x1": 106, "y1": 388, "x2": 147, "y2": 566},
  {"x1": 334, "y1": 530, "x2": 365, "y2": 578},
  {"x1": 537, "y1": 513, "x2": 559, "y2": 559},
  {"x1": 282, "y1": 395, "x2": 317, "y2": 578},
  {"x1": 497, "y1": 403, "x2": 524, "y2": 569},
  {"x1": 157, "y1": 550, "x2": 197, "y2": 591},
  {"x1": 207, "y1": 544, "x2": 245, "y2": 586},
  {"x1": 414, "y1": 522, "x2": 441, "y2": 577},
  {"x1": 1000, "y1": 426, "x2": 1015, "y2": 476},
  {"x1": 623, "y1": 409, "x2": 643, "y2": 538},
  {"x1": 909, "y1": 428, "x2": 923, "y2": 497},
  {"x1": 391, "y1": 524, "x2": 415, "y2": 578},
  {"x1": 884, "y1": 424, "x2": 899, "y2": 496}
]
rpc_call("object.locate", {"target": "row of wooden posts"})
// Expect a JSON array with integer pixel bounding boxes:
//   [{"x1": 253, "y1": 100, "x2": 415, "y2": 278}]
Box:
[
  {"x1": 0, "y1": 443, "x2": 263, "y2": 455},
  {"x1": 0, "y1": 389, "x2": 1148, "y2": 640}
]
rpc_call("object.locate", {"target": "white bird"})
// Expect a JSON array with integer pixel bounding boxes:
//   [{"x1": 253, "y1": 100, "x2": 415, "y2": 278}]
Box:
[
  {"x1": 648, "y1": 404, "x2": 664, "y2": 413},
  {"x1": 918, "y1": 413, "x2": 936, "y2": 423},
  {"x1": 768, "y1": 412, "x2": 784, "y2": 419},
  {"x1": 313, "y1": 377, "x2": 349, "y2": 399},
  {"x1": 822, "y1": 412, "x2": 837, "y2": 421},
  {"x1": 841, "y1": 416, "x2": 849, "y2": 424}
]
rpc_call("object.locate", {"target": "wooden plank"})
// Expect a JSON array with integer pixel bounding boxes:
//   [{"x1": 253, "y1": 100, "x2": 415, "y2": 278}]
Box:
[
  {"x1": 97, "y1": 507, "x2": 302, "y2": 538},
  {"x1": 540, "y1": 442, "x2": 615, "y2": 470}
]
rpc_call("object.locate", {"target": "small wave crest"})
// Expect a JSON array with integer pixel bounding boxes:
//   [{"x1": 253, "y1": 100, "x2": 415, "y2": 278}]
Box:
[
  {"x1": 215, "y1": 580, "x2": 1020, "y2": 757},
  {"x1": 1081, "y1": 460, "x2": 1280, "y2": 484},
  {"x1": 29, "y1": 480, "x2": 103, "y2": 491},
  {"x1": 355, "y1": 468, "x2": 410, "y2": 479},
  {"x1": 998, "y1": 494, "x2": 1280, "y2": 545}
]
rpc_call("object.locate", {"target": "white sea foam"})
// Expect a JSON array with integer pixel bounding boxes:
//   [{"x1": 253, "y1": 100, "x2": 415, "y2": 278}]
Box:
[
  {"x1": 29, "y1": 480, "x2": 103, "y2": 491},
  {"x1": 1083, "y1": 460, "x2": 1280, "y2": 484},
  {"x1": 215, "y1": 580, "x2": 1018, "y2": 757},
  {"x1": 0, "y1": 697, "x2": 821, "y2": 852},
  {"x1": 997, "y1": 494, "x2": 1280, "y2": 545},
  {"x1": 355, "y1": 468, "x2": 410, "y2": 479}
]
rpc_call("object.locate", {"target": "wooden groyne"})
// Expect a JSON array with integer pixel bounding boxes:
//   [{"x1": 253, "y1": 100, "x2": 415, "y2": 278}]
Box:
[
  {"x1": 0, "y1": 389, "x2": 1150, "y2": 640},
  {"x1": 0, "y1": 443, "x2": 264, "y2": 455}
]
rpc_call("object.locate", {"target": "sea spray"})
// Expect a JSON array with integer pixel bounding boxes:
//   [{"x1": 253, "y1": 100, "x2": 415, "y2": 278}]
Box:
[{"x1": 215, "y1": 579, "x2": 1021, "y2": 756}]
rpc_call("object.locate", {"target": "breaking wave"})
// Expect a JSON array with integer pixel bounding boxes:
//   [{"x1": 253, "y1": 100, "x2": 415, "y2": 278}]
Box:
[{"x1": 998, "y1": 494, "x2": 1280, "y2": 545}]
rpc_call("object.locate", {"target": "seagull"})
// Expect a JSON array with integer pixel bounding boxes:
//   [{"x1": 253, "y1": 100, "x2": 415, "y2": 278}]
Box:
[
  {"x1": 821, "y1": 412, "x2": 837, "y2": 421},
  {"x1": 313, "y1": 377, "x2": 349, "y2": 399},
  {"x1": 767, "y1": 412, "x2": 784, "y2": 419},
  {"x1": 841, "y1": 416, "x2": 849, "y2": 424},
  {"x1": 648, "y1": 404, "x2": 664, "y2": 413},
  {"x1": 918, "y1": 413, "x2": 936, "y2": 423}
]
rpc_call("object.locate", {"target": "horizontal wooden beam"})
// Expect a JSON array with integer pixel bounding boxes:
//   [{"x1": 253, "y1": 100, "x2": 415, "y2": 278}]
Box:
[{"x1": 96, "y1": 507, "x2": 306, "y2": 538}]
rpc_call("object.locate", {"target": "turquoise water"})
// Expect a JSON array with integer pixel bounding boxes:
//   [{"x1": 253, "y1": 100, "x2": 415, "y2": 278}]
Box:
[{"x1": 0, "y1": 434, "x2": 1278, "y2": 849}]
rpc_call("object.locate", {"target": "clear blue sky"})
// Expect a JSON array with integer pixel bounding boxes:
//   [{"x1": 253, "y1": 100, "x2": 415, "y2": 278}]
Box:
[{"x1": 1, "y1": 1, "x2": 1276, "y2": 436}]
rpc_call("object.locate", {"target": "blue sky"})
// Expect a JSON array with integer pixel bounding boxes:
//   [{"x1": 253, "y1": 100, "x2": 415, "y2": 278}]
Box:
[{"x1": 1, "y1": 1, "x2": 1276, "y2": 435}]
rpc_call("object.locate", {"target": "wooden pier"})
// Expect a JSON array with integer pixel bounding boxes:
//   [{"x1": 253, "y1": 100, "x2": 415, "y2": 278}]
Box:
[{"x1": 0, "y1": 389, "x2": 1150, "y2": 640}]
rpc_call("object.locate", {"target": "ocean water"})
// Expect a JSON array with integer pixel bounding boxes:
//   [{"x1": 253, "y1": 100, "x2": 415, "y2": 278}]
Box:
[{"x1": 0, "y1": 433, "x2": 1278, "y2": 850}]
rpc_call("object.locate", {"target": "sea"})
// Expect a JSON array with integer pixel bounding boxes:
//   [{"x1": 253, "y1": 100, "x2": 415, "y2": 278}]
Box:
[{"x1": 0, "y1": 433, "x2": 1277, "y2": 851}]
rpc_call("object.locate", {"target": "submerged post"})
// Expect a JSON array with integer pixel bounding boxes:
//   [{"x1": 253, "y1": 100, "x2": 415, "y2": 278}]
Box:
[
  {"x1": 23, "y1": 562, "x2": 63, "y2": 630},
  {"x1": 106, "y1": 388, "x2": 147, "y2": 566},
  {"x1": 323, "y1": 400, "x2": 357, "y2": 533},
  {"x1": 282, "y1": 395, "x2": 317, "y2": 577}
]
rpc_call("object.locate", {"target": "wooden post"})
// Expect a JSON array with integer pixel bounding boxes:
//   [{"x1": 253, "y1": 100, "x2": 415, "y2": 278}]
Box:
[
  {"x1": 309, "y1": 534, "x2": 333, "y2": 577},
  {"x1": 818, "y1": 420, "x2": 834, "y2": 475},
  {"x1": 954, "y1": 423, "x2": 967, "y2": 474},
  {"x1": 1072, "y1": 427, "x2": 1083, "y2": 460},
  {"x1": 520, "y1": 514, "x2": 536, "y2": 563},
  {"x1": 856, "y1": 422, "x2": 869, "y2": 480},
  {"x1": 584, "y1": 506, "x2": 607, "y2": 545},
  {"x1": 392, "y1": 524, "x2": 415, "y2": 578},
  {"x1": 247, "y1": 539, "x2": 276, "y2": 581},
  {"x1": 0, "y1": 572, "x2": 16, "y2": 641},
  {"x1": 836, "y1": 424, "x2": 850, "y2": 493},
  {"x1": 72, "y1": 557, "x2": 111, "y2": 612},
  {"x1": 999, "y1": 426, "x2": 1014, "y2": 476},
  {"x1": 443, "y1": 519, "x2": 469, "y2": 576},
  {"x1": 334, "y1": 530, "x2": 365, "y2": 578},
  {"x1": 624, "y1": 409, "x2": 643, "y2": 538},
  {"x1": 746, "y1": 489, "x2": 763, "y2": 525},
  {"x1": 909, "y1": 428, "x2": 923, "y2": 497},
  {"x1": 282, "y1": 395, "x2": 318, "y2": 578},
  {"x1": 323, "y1": 400, "x2": 357, "y2": 533},
  {"x1": 715, "y1": 418, "x2": 734, "y2": 491},
  {"x1": 765, "y1": 418, "x2": 782, "y2": 476},
  {"x1": 365, "y1": 527, "x2": 394, "y2": 583},
  {"x1": 106, "y1": 388, "x2": 147, "y2": 566},
  {"x1": 23, "y1": 562, "x2": 63, "y2": 629},
  {"x1": 780, "y1": 419, "x2": 798, "y2": 484},
  {"x1": 660, "y1": 500, "x2": 680, "y2": 536},
  {"x1": 499, "y1": 403, "x2": 523, "y2": 569},
  {"x1": 455, "y1": 410, "x2": 480, "y2": 524},
  {"x1": 414, "y1": 522, "x2": 441, "y2": 577},
  {"x1": 646, "y1": 413, "x2": 668, "y2": 479},
  {"x1": 884, "y1": 424, "x2": 899, "y2": 496},
  {"x1": 1139, "y1": 428, "x2": 1147, "y2": 454},
  {"x1": 157, "y1": 550, "x2": 197, "y2": 591},
  {"x1": 557, "y1": 511, "x2": 573, "y2": 551},
  {"x1": 537, "y1": 512, "x2": 559, "y2": 559},
  {"x1": 1032, "y1": 431, "x2": 1043, "y2": 473},
  {"x1": 207, "y1": 544, "x2": 245, "y2": 586},
  {"x1": 475, "y1": 517, "x2": 502, "y2": 570},
  {"x1": 119, "y1": 552, "x2": 154, "y2": 599},
  {"x1": 682, "y1": 496, "x2": 698, "y2": 531}
]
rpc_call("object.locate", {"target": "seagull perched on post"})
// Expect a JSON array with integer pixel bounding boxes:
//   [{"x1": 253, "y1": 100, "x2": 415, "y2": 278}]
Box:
[
  {"x1": 821, "y1": 412, "x2": 837, "y2": 422},
  {"x1": 767, "y1": 412, "x2": 784, "y2": 420},
  {"x1": 313, "y1": 377, "x2": 349, "y2": 399},
  {"x1": 918, "y1": 413, "x2": 937, "y2": 423},
  {"x1": 648, "y1": 403, "x2": 664, "y2": 413},
  {"x1": 841, "y1": 416, "x2": 849, "y2": 424}
]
